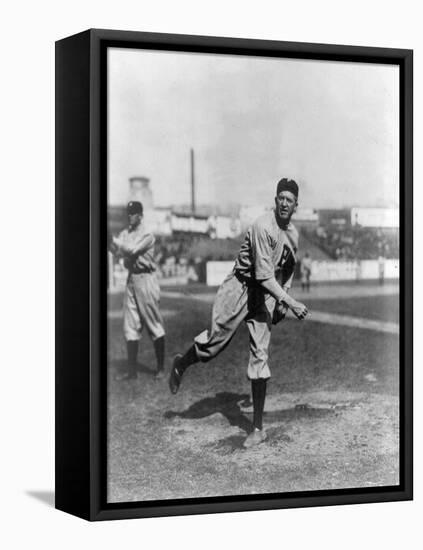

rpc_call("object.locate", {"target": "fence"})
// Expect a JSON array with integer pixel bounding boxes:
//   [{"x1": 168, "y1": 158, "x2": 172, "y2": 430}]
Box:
[
  {"x1": 206, "y1": 259, "x2": 399, "y2": 286},
  {"x1": 108, "y1": 254, "x2": 399, "y2": 291}
]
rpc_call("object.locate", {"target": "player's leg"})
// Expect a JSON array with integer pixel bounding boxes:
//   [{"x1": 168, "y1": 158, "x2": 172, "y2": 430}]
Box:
[
  {"x1": 132, "y1": 273, "x2": 166, "y2": 378},
  {"x1": 243, "y1": 296, "x2": 273, "y2": 448},
  {"x1": 251, "y1": 378, "x2": 268, "y2": 431},
  {"x1": 119, "y1": 279, "x2": 142, "y2": 380},
  {"x1": 153, "y1": 336, "x2": 165, "y2": 379},
  {"x1": 126, "y1": 340, "x2": 139, "y2": 377},
  {"x1": 168, "y1": 345, "x2": 198, "y2": 394},
  {"x1": 169, "y1": 271, "x2": 249, "y2": 394}
]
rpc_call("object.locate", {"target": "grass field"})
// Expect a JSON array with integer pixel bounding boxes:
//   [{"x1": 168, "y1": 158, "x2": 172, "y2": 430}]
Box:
[{"x1": 107, "y1": 281, "x2": 400, "y2": 502}]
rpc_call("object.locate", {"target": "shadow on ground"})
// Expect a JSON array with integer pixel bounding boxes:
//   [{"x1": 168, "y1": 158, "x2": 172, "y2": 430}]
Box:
[
  {"x1": 264, "y1": 405, "x2": 335, "y2": 424},
  {"x1": 165, "y1": 392, "x2": 253, "y2": 433},
  {"x1": 165, "y1": 392, "x2": 336, "y2": 440},
  {"x1": 26, "y1": 490, "x2": 55, "y2": 508},
  {"x1": 164, "y1": 392, "x2": 336, "y2": 453}
]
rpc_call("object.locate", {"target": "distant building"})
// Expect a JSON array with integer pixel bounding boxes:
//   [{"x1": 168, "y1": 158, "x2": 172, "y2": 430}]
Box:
[
  {"x1": 292, "y1": 208, "x2": 319, "y2": 228},
  {"x1": 350, "y1": 207, "x2": 399, "y2": 228},
  {"x1": 318, "y1": 209, "x2": 351, "y2": 228},
  {"x1": 171, "y1": 212, "x2": 209, "y2": 234},
  {"x1": 144, "y1": 208, "x2": 172, "y2": 236},
  {"x1": 207, "y1": 215, "x2": 242, "y2": 239}
]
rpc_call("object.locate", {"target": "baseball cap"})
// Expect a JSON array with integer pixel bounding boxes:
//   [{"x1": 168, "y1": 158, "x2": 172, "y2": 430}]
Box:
[
  {"x1": 276, "y1": 178, "x2": 299, "y2": 199},
  {"x1": 127, "y1": 201, "x2": 143, "y2": 215}
]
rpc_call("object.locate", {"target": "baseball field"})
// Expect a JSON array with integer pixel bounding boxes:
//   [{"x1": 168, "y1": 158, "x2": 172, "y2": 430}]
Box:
[{"x1": 107, "y1": 280, "x2": 399, "y2": 503}]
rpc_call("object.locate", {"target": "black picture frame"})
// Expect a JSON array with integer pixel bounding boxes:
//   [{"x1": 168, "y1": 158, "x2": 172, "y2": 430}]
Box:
[{"x1": 55, "y1": 28, "x2": 413, "y2": 521}]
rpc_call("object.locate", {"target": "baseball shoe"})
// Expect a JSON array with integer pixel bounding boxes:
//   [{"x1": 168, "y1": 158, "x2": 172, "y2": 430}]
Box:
[
  {"x1": 243, "y1": 429, "x2": 267, "y2": 449},
  {"x1": 169, "y1": 354, "x2": 183, "y2": 394}
]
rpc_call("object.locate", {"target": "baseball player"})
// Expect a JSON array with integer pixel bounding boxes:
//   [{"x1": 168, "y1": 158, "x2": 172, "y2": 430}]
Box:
[
  {"x1": 169, "y1": 178, "x2": 308, "y2": 448},
  {"x1": 300, "y1": 252, "x2": 312, "y2": 292},
  {"x1": 109, "y1": 201, "x2": 166, "y2": 380}
]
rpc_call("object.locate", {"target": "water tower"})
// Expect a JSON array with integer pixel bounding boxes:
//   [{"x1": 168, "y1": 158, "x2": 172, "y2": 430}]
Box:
[{"x1": 128, "y1": 176, "x2": 154, "y2": 210}]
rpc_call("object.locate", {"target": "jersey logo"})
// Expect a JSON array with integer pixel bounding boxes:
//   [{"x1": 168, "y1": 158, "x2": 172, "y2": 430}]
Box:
[
  {"x1": 267, "y1": 234, "x2": 277, "y2": 250},
  {"x1": 277, "y1": 244, "x2": 293, "y2": 268},
  {"x1": 277, "y1": 244, "x2": 296, "y2": 284}
]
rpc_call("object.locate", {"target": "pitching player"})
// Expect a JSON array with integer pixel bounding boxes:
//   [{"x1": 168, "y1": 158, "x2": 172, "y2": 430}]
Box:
[
  {"x1": 169, "y1": 178, "x2": 308, "y2": 448},
  {"x1": 109, "y1": 201, "x2": 166, "y2": 380}
]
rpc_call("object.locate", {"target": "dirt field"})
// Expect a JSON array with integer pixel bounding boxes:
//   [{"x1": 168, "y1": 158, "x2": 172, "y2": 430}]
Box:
[{"x1": 107, "y1": 281, "x2": 399, "y2": 502}]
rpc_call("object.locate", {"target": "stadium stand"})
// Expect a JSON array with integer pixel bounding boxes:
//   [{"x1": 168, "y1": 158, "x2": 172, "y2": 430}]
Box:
[
  {"x1": 302, "y1": 225, "x2": 399, "y2": 260},
  {"x1": 297, "y1": 231, "x2": 332, "y2": 261}
]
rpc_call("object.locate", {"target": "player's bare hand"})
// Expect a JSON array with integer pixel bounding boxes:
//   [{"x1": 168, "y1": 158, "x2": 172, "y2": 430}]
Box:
[
  {"x1": 272, "y1": 302, "x2": 288, "y2": 325},
  {"x1": 290, "y1": 300, "x2": 308, "y2": 320}
]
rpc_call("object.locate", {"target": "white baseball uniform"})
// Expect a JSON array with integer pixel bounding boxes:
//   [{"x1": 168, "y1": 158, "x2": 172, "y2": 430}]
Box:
[
  {"x1": 194, "y1": 209, "x2": 298, "y2": 379},
  {"x1": 114, "y1": 224, "x2": 165, "y2": 342}
]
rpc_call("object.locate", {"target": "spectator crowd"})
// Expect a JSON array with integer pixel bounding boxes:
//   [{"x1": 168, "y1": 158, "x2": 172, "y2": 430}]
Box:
[
  {"x1": 302, "y1": 225, "x2": 399, "y2": 261},
  {"x1": 153, "y1": 234, "x2": 242, "y2": 282}
]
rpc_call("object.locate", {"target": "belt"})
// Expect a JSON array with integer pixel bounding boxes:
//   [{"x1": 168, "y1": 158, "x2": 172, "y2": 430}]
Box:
[
  {"x1": 129, "y1": 268, "x2": 154, "y2": 275},
  {"x1": 234, "y1": 270, "x2": 250, "y2": 285}
]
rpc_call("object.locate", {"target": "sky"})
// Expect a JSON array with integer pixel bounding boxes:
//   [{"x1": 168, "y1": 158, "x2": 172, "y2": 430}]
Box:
[{"x1": 108, "y1": 48, "x2": 399, "y2": 210}]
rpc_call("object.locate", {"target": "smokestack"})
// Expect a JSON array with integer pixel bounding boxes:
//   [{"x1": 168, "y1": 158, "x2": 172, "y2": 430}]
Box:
[{"x1": 190, "y1": 148, "x2": 195, "y2": 214}]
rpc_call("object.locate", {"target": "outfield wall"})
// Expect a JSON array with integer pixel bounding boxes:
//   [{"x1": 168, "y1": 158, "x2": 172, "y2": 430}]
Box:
[
  {"x1": 108, "y1": 254, "x2": 399, "y2": 290},
  {"x1": 206, "y1": 259, "x2": 399, "y2": 286},
  {"x1": 309, "y1": 259, "x2": 399, "y2": 282}
]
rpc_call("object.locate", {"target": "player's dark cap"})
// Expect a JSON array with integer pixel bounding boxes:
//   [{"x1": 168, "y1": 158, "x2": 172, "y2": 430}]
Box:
[
  {"x1": 127, "y1": 201, "x2": 143, "y2": 215},
  {"x1": 276, "y1": 178, "x2": 299, "y2": 199}
]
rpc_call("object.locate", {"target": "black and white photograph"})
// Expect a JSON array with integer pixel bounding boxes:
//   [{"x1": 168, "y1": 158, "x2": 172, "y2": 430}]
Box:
[
  {"x1": 106, "y1": 46, "x2": 401, "y2": 503},
  {"x1": 3, "y1": 0, "x2": 421, "y2": 544}
]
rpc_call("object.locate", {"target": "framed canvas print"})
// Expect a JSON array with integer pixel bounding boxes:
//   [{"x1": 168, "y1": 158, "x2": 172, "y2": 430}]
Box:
[{"x1": 55, "y1": 29, "x2": 413, "y2": 521}]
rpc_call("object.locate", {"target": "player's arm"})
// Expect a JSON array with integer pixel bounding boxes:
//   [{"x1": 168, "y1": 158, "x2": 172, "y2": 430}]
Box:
[
  {"x1": 259, "y1": 277, "x2": 307, "y2": 320},
  {"x1": 124, "y1": 234, "x2": 155, "y2": 256},
  {"x1": 108, "y1": 233, "x2": 119, "y2": 255},
  {"x1": 272, "y1": 271, "x2": 292, "y2": 322},
  {"x1": 251, "y1": 222, "x2": 307, "y2": 320},
  {"x1": 113, "y1": 233, "x2": 154, "y2": 257},
  {"x1": 281, "y1": 271, "x2": 294, "y2": 293}
]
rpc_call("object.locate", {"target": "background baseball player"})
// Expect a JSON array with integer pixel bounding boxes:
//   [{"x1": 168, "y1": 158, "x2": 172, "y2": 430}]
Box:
[
  {"x1": 300, "y1": 251, "x2": 312, "y2": 292},
  {"x1": 169, "y1": 178, "x2": 308, "y2": 448},
  {"x1": 109, "y1": 201, "x2": 166, "y2": 380}
]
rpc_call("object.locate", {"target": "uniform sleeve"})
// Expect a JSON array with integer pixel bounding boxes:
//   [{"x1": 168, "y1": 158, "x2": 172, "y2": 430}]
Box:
[
  {"x1": 118, "y1": 232, "x2": 155, "y2": 256},
  {"x1": 250, "y1": 222, "x2": 274, "y2": 281},
  {"x1": 110, "y1": 230, "x2": 127, "y2": 257},
  {"x1": 130, "y1": 233, "x2": 155, "y2": 256}
]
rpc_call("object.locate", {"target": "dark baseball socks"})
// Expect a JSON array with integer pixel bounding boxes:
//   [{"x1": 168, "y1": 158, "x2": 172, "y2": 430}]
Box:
[
  {"x1": 176, "y1": 344, "x2": 198, "y2": 376},
  {"x1": 154, "y1": 336, "x2": 165, "y2": 375},
  {"x1": 115, "y1": 341, "x2": 138, "y2": 380},
  {"x1": 126, "y1": 340, "x2": 138, "y2": 373},
  {"x1": 125, "y1": 337, "x2": 166, "y2": 378},
  {"x1": 251, "y1": 378, "x2": 267, "y2": 431}
]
